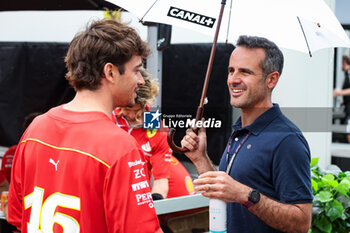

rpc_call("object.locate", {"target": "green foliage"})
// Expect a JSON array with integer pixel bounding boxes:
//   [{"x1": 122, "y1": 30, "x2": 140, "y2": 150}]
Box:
[{"x1": 309, "y1": 158, "x2": 350, "y2": 233}]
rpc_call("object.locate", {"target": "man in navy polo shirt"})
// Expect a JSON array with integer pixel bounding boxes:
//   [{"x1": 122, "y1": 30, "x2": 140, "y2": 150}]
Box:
[{"x1": 181, "y1": 35, "x2": 313, "y2": 233}]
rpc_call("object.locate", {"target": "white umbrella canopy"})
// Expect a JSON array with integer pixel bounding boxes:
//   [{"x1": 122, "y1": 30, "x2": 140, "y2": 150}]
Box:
[
  {"x1": 224, "y1": 0, "x2": 350, "y2": 55},
  {"x1": 106, "y1": 0, "x2": 350, "y2": 55}
]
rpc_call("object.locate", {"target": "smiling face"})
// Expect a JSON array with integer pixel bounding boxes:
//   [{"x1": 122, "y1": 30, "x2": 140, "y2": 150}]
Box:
[
  {"x1": 113, "y1": 55, "x2": 145, "y2": 107},
  {"x1": 227, "y1": 46, "x2": 272, "y2": 110},
  {"x1": 342, "y1": 59, "x2": 350, "y2": 72}
]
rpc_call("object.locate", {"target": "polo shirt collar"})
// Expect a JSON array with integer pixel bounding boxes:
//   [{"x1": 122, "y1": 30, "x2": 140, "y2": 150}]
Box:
[{"x1": 232, "y1": 103, "x2": 282, "y2": 135}]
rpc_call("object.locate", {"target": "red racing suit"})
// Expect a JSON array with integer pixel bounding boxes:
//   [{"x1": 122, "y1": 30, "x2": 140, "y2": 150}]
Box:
[
  {"x1": 8, "y1": 106, "x2": 162, "y2": 233},
  {"x1": 114, "y1": 110, "x2": 195, "y2": 198}
]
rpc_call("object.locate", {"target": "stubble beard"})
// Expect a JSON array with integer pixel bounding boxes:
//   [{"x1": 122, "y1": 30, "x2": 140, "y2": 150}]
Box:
[{"x1": 230, "y1": 88, "x2": 267, "y2": 110}]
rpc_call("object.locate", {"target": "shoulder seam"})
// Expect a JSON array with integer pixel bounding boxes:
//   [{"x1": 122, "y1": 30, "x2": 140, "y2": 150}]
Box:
[{"x1": 20, "y1": 138, "x2": 110, "y2": 168}]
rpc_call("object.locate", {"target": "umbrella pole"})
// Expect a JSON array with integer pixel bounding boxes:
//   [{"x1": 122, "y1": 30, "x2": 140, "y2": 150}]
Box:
[
  {"x1": 167, "y1": 0, "x2": 227, "y2": 153},
  {"x1": 297, "y1": 16, "x2": 312, "y2": 57}
]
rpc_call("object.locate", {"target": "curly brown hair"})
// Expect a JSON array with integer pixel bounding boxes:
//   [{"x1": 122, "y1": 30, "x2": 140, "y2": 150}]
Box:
[
  {"x1": 135, "y1": 67, "x2": 159, "y2": 108},
  {"x1": 65, "y1": 19, "x2": 150, "y2": 91}
]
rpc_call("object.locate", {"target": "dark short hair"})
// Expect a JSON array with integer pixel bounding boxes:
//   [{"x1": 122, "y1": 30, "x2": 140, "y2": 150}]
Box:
[
  {"x1": 65, "y1": 19, "x2": 150, "y2": 91},
  {"x1": 236, "y1": 35, "x2": 284, "y2": 77},
  {"x1": 343, "y1": 55, "x2": 350, "y2": 65},
  {"x1": 23, "y1": 112, "x2": 41, "y2": 130}
]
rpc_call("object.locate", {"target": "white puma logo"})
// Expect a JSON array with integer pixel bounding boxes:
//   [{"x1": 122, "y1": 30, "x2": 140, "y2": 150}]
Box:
[{"x1": 49, "y1": 158, "x2": 60, "y2": 171}]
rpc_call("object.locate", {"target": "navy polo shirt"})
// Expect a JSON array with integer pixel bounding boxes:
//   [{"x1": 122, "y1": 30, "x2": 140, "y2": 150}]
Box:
[{"x1": 219, "y1": 104, "x2": 313, "y2": 233}]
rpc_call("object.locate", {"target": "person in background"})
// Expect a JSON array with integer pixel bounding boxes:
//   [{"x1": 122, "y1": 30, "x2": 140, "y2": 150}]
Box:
[
  {"x1": 114, "y1": 67, "x2": 195, "y2": 200},
  {"x1": 1, "y1": 112, "x2": 41, "y2": 233},
  {"x1": 8, "y1": 19, "x2": 162, "y2": 233},
  {"x1": 181, "y1": 35, "x2": 313, "y2": 233},
  {"x1": 2, "y1": 112, "x2": 41, "y2": 184},
  {"x1": 333, "y1": 55, "x2": 350, "y2": 142}
]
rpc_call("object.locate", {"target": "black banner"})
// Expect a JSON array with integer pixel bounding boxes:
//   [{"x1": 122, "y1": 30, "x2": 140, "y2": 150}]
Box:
[{"x1": 0, "y1": 42, "x2": 75, "y2": 146}]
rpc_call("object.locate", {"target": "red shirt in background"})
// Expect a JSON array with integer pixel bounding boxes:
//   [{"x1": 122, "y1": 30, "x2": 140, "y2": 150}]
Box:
[
  {"x1": 115, "y1": 111, "x2": 195, "y2": 198},
  {"x1": 2, "y1": 144, "x2": 16, "y2": 182}
]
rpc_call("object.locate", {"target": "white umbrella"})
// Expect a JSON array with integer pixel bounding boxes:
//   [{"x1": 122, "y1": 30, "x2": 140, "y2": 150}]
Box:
[
  {"x1": 106, "y1": 0, "x2": 350, "y2": 55},
  {"x1": 106, "y1": 0, "x2": 350, "y2": 152}
]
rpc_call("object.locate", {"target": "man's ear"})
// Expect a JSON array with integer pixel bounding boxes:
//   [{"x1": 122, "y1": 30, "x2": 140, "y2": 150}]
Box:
[
  {"x1": 103, "y1": 63, "x2": 119, "y2": 83},
  {"x1": 266, "y1": 71, "x2": 280, "y2": 90}
]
